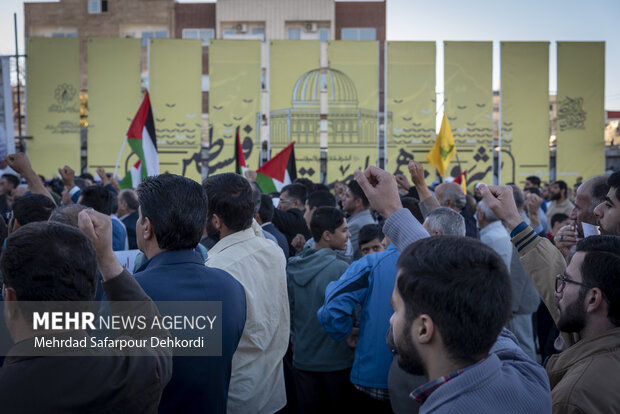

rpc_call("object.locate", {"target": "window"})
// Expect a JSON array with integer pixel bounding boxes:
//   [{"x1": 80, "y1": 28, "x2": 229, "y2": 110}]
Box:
[
  {"x1": 182, "y1": 28, "x2": 215, "y2": 46},
  {"x1": 51, "y1": 32, "x2": 77, "y2": 38},
  {"x1": 252, "y1": 28, "x2": 265, "y2": 41},
  {"x1": 88, "y1": 0, "x2": 108, "y2": 14},
  {"x1": 202, "y1": 75, "x2": 209, "y2": 92},
  {"x1": 288, "y1": 28, "x2": 301, "y2": 40},
  {"x1": 319, "y1": 28, "x2": 330, "y2": 42},
  {"x1": 141, "y1": 31, "x2": 168, "y2": 46},
  {"x1": 341, "y1": 28, "x2": 376, "y2": 41}
]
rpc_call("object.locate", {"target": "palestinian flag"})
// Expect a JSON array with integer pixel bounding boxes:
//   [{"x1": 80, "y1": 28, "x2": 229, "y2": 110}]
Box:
[
  {"x1": 119, "y1": 92, "x2": 159, "y2": 189},
  {"x1": 256, "y1": 142, "x2": 297, "y2": 194},
  {"x1": 235, "y1": 126, "x2": 248, "y2": 175}
]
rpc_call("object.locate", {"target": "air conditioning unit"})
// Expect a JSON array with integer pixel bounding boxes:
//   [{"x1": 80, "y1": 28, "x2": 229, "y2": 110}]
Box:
[
  {"x1": 304, "y1": 23, "x2": 318, "y2": 33},
  {"x1": 235, "y1": 23, "x2": 248, "y2": 33}
]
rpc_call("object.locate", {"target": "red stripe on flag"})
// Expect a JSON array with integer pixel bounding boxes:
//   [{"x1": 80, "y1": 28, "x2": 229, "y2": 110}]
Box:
[
  {"x1": 257, "y1": 142, "x2": 295, "y2": 182},
  {"x1": 127, "y1": 92, "x2": 152, "y2": 140}
]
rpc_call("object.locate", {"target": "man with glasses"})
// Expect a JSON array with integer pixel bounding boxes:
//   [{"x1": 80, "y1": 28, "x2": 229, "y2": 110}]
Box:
[{"x1": 481, "y1": 184, "x2": 620, "y2": 413}]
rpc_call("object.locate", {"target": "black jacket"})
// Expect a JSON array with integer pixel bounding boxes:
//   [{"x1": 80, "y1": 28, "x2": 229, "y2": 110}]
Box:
[
  {"x1": 272, "y1": 207, "x2": 311, "y2": 255},
  {"x1": 0, "y1": 270, "x2": 172, "y2": 413}
]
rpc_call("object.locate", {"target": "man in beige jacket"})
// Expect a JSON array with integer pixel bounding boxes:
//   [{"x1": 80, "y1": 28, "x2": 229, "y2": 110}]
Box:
[
  {"x1": 480, "y1": 178, "x2": 620, "y2": 414},
  {"x1": 204, "y1": 173, "x2": 289, "y2": 414}
]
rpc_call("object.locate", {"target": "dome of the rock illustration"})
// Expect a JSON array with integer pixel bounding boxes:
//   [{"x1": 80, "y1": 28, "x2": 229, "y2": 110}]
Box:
[{"x1": 291, "y1": 68, "x2": 358, "y2": 109}]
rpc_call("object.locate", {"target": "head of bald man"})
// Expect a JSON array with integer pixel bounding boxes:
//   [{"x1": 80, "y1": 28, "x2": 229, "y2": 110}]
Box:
[{"x1": 434, "y1": 182, "x2": 467, "y2": 212}]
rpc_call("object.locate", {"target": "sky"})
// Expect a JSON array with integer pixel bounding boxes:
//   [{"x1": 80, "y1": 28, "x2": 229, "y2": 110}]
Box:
[{"x1": 1, "y1": 0, "x2": 618, "y2": 109}]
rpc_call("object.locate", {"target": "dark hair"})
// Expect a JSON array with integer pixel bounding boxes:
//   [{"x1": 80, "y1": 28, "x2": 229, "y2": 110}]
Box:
[
  {"x1": 79, "y1": 186, "x2": 114, "y2": 215},
  {"x1": 12, "y1": 194, "x2": 56, "y2": 226},
  {"x1": 119, "y1": 189, "x2": 139, "y2": 211},
  {"x1": 258, "y1": 194, "x2": 275, "y2": 223},
  {"x1": 314, "y1": 183, "x2": 329, "y2": 192},
  {"x1": 554, "y1": 180, "x2": 568, "y2": 193},
  {"x1": 358, "y1": 223, "x2": 384, "y2": 247},
  {"x1": 1, "y1": 221, "x2": 97, "y2": 301},
  {"x1": 49, "y1": 204, "x2": 88, "y2": 227},
  {"x1": 307, "y1": 190, "x2": 336, "y2": 210},
  {"x1": 79, "y1": 172, "x2": 95, "y2": 182},
  {"x1": 74, "y1": 177, "x2": 87, "y2": 191},
  {"x1": 293, "y1": 178, "x2": 315, "y2": 195},
  {"x1": 310, "y1": 206, "x2": 345, "y2": 242},
  {"x1": 138, "y1": 173, "x2": 207, "y2": 250},
  {"x1": 347, "y1": 180, "x2": 369, "y2": 208},
  {"x1": 281, "y1": 184, "x2": 307, "y2": 205},
  {"x1": 203, "y1": 173, "x2": 253, "y2": 232},
  {"x1": 523, "y1": 187, "x2": 541, "y2": 197},
  {"x1": 526, "y1": 176, "x2": 541, "y2": 187},
  {"x1": 48, "y1": 177, "x2": 65, "y2": 196},
  {"x1": 396, "y1": 236, "x2": 511, "y2": 364},
  {"x1": 1, "y1": 174, "x2": 19, "y2": 189},
  {"x1": 607, "y1": 171, "x2": 620, "y2": 204},
  {"x1": 401, "y1": 197, "x2": 424, "y2": 224},
  {"x1": 576, "y1": 235, "x2": 620, "y2": 326},
  {"x1": 551, "y1": 213, "x2": 569, "y2": 228}
]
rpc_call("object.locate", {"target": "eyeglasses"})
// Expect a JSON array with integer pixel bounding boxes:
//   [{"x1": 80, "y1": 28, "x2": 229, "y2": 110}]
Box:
[
  {"x1": 278, "y1": 198, "x2": 292, "y2": 205},
  {"x1": 555, "y1": 273, "x2": 592, "y2": 294}
]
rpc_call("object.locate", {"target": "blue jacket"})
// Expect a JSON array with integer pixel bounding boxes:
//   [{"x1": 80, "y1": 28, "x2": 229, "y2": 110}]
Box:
[
  {"x1": 317, "y1": 243, "x2": 400, "y2": 389},
  {"x1": 134, "y1": 249, "x2": 246, "y2": 414}
]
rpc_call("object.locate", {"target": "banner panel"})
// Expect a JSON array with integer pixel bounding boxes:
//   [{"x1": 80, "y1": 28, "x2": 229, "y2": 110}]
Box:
[
  {"x1": 556, "y1": 42, "x2": 605, "y2": 187},
  {"x1": 327, "y1": 41, "x2": 378, "y2": 185},
  {"x1": 87, "y1": 38, "x2": 141, "y2": 176},
  {"x1": 150, "y1": 39, "x2": 202, "y2": 181},
  {"x1": 386, "y1": 42, "x2": 435, "y2": 184},
  {"x1": 0, "y1": 57, "x2": 15, "y2": 160},
  {"x1": 269, "y1": 40, "x2": 321, "y2": 181},
  {"x1": 208, "y1": 40, "x2": 261, "y2": 175},
  {"x1": 444, "y1": 41, "x2": 493, "y2": 188},
  {"x1": 500, "y1": 42, "x2": 550, "y2": 185},
  {"x1": 26, "y1": 38, "x2": 80, "y2": 177}
]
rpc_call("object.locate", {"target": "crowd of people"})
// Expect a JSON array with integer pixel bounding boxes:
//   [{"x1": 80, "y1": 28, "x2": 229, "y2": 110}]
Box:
[{"x1": 0, "y1": 151, "x2": 618, "y2": 414}]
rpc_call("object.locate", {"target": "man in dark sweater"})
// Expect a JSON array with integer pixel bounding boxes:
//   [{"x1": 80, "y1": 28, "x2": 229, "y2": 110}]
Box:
[
  {"x1": 273, "y1": 183, "x2": 311, "y2": 254},
  {"x1": 0, "y1": 215, "x2": 172, "y2": 413}
]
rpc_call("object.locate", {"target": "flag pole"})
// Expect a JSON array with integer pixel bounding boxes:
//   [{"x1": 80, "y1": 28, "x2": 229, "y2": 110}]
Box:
[{"x1": 112, "y1": 136, "x2": 127, "y2": 178}]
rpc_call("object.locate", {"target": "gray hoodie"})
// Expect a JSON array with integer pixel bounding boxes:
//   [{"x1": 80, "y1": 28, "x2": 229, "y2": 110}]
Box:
[{"x1": 287, "y1": 248, "x2": 354, "y2": 371}]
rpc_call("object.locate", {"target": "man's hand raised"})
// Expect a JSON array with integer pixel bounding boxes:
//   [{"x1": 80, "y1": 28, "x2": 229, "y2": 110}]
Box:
[
  {"x1": 78, "y1": 209, "x2": 123, "y2": 280},
  {"x1": 479, "y1": 184, "x2": 523, "y2": 231},
  {"x1": 6, "y1": 153, "x2": 33, "y2": 176},
  {"x1": 58, "y1": 165, "x2": 76, "y2": 189},
  {"x1": 354, "y1": 166, "x2": 402, "y2": 219}
]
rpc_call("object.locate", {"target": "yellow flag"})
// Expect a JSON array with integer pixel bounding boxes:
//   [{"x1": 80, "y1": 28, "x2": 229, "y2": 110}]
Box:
[{"x1": 425, "y1": 113, "x2": 456, "y2": 177}]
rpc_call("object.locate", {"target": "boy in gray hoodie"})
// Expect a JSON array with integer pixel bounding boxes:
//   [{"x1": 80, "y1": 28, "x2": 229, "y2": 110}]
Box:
[{"x1": 287, "y1": 206, "x2": 355, "y2": 413}]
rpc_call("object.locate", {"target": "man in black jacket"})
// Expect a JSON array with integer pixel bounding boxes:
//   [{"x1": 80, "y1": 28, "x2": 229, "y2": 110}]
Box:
[
  {"x1": 0, "y1": 212, "x2": 172, "y2": 413},
  {"x1": 273, "y1": 183, "x2": 311, "y2": 254}
]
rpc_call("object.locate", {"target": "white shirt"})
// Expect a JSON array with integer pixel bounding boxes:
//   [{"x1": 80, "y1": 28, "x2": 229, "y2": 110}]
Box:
[{"x1": 206, "y1": 220, "x2": 289, "y2": 414}]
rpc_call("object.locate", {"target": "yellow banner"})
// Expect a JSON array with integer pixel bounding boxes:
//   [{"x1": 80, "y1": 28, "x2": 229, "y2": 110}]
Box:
[
  {"x1": 327, "y1": 41, "x2": 378, "y2": 185},
  {"x1": 500, "y1": 42, "x2": 550, "y2": 185},
  {"x1": 269, "y1": 40, "x2": 321, "y2": 180},
  {"x1": 208, "y1": 40, "x2": 261, "y2": 175},
  {"x1": 26, "y1": 38, "x2": 80, "y2": 177},
  {"x1": 444, "y1": 41, "x2": 493, "y2": 188},
  {"x1": 386, "y1": 41, "x2": 435, "y2": 183},
  {"x1": 556, "y1": 42, "x2": 605, "y2": 187},
  {"x1": 87, "y1": 38, "x2": 141, "y2": 176},
  {"x1": 149, "y1": 39, "x2": 202, "y2": 181}
]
